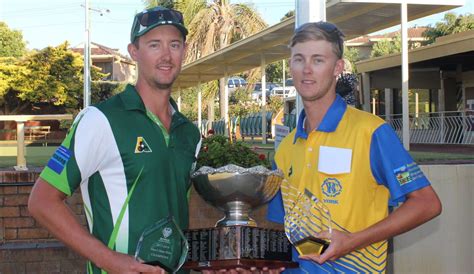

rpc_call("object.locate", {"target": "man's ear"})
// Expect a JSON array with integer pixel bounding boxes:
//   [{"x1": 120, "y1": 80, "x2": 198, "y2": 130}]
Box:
[
  {"x1": 334, "y1": 58, "x2": 345, "y2": 76},
  {"x1": 128, "y1": 43, "x2": 138, "y2": 61}
]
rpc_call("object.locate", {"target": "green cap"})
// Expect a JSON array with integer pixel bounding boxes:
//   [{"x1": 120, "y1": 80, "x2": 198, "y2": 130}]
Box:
[{"x1": 130, "y1": 7, "x2": 188, "y2": 43}]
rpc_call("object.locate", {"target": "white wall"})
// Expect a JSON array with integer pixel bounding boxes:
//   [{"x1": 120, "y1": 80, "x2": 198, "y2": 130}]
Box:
[{"x1": 393, "y1": 164, "x2": 474, "y2": 273}]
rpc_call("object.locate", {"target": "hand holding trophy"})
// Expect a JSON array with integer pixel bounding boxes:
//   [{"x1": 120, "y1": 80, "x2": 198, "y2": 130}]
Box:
[
  {"x1": 284, "y1": 189, "x2": 332, "y2": 256},
  {"x1": 135, "y1": 215, "x2": 189, "y2": 273}
]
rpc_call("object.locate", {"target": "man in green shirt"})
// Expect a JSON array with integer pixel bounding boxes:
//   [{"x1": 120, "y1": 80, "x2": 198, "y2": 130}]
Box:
[{"x1": 28, "y1": 7, "x2": 201, "y2": 274}]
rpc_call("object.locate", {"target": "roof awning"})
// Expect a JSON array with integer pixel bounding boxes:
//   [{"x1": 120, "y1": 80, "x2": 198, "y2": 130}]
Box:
[
  {"x1": 174, "y1": 0, "x2": 464, "y2": 89},
  {"x1": 356, "y1": 29, "x2": 474, "y2": 73}
]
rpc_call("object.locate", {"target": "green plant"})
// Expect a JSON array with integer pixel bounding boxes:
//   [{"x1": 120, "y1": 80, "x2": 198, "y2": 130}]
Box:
[{"x1": 196, "y1": 135, "x2": 270, "y2": 169}]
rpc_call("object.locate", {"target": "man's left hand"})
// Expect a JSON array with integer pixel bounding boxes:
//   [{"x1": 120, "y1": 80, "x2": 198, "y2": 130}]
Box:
[{"x1": 299, "y1": 229, "x2": 356, "y2": 264}]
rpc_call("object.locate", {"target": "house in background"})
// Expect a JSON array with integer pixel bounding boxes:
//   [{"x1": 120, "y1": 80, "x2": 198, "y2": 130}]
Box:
[
  {"x1": 346, "y1": 26, "x2": 428, "y2": 59},
  {"x1": 71, "y1": 42, "x2": 136, "y2": 82}
]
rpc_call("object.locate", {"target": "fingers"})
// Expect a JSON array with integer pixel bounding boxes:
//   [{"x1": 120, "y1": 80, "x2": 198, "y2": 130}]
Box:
[{"x1": 315, "y1": 230, "x2": 331, "y2": 240}]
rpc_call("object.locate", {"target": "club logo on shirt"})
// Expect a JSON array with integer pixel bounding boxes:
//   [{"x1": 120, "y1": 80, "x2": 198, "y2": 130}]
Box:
[
  {"x1": 322, "y1": 178, "x2": 342, "y2": 204},
  {"x1": 135, "y1": 136, "x2": 152, "y2": 153},
  {"x1": 288, "y1": 166, "x2": 293, "y2": 177}
]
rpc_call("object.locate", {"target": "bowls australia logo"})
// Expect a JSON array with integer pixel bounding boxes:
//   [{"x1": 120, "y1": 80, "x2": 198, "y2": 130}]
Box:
[
  {"x1": 322, "y1": 178, "x2": 342, "y2": 198},
  {"x1": 162, "y1": 227, "x2": 172, "y2": 238}
]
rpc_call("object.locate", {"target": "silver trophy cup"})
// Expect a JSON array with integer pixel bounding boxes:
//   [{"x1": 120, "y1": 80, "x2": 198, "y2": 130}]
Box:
[{"x1": 191, "y1": 164, "x2": 283, "y2": 227}]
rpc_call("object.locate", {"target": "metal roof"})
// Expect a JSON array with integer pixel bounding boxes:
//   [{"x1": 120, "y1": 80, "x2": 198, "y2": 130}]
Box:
[
  {"x1": 356, "y1": 29, "x2": 474, "y2": 73},
  {"x1": 174, "y1": 0, "x2": 464, "y2": 89}
]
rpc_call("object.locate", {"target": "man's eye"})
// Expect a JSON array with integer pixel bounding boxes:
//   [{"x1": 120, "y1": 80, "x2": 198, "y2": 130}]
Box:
[{"x1": 171, "y1": 43, "x2": 181, "y2": 49}]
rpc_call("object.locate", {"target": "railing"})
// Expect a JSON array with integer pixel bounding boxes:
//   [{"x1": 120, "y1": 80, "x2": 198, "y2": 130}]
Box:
[
  {"x1": 381, "y1": 111, "x2": 474, "y2": 145},
  {"x1": 0, "y1": 114, "x2": 73, "y2": 170}
]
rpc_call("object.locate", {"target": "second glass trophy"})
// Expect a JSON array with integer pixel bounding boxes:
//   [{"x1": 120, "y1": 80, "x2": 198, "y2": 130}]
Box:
[
  {"x1": 284, "y1": 189, "x2": 332, "y2": 255},
  {"x1": 135, "y1": 215, "x2": 188, "y2": 273}
]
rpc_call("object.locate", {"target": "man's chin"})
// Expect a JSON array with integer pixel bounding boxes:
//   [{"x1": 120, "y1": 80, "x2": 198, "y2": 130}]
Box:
[{"x1": 155, "y1": 83, "x2": 173, "y2": 90}]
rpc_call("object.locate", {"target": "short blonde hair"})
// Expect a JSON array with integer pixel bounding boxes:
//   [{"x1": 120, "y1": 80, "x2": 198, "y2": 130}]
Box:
[{"x1": 289, "y1": 22, "x2": 345, "y2": 59}]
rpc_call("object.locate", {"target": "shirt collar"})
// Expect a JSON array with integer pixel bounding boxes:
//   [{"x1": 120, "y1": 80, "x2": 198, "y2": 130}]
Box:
[
  {"x1": 293, "y1": 94, "x2": 347, "y2": 143},
  {"x1": 119, "y1": 84, "x2": 179, "y2": 114}
]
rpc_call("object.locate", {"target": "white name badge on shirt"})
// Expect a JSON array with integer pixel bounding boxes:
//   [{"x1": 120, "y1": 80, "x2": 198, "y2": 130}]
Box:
[{"x1": 318, "y1": 146, "x2": 352, "y2": 174}]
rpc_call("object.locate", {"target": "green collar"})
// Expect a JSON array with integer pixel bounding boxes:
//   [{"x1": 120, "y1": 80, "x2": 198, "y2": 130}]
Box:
[{"x1": 119, "y1": 84, "x2": 188, "y2": 130}]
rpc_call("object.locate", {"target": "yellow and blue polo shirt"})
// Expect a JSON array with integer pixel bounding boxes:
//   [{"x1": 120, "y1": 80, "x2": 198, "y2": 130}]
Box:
[{"x1": 267, "y1": 95, "x2": 430, "y2": 273}]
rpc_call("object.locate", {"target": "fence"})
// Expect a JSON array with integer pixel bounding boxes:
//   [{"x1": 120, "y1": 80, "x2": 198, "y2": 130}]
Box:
[
  {"x1": 195, "y1": 110, "x2": 474, "y2": 145},
  {"x1": 382, "y1": 111, "x2": 474, "y2": 145}
]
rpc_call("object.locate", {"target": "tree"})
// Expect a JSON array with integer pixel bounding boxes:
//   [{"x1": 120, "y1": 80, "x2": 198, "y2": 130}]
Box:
[
  {"x1": 371, "y1": 34, "x2": 402, "y2": 58},
  {"x1": 1, "y1": 42, "x2": 106, "y2": 114},
  {"x1": 423, "y1": 12, "x2": 474, "y2": 44},
  {"x1": 343, "y1": 46, "x2": 360, "y2": 73},
  {"x1": 0, "y1": 22, "x2": 27, "y2": 58},
  {"x1": 145, "y1": 0, "x2": 267, "y2": 122}
]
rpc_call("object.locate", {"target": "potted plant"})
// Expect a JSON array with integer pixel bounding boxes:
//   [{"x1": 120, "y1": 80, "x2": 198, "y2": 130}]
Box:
[
  {"x1": 196, "y1": 135, "x2": 270, "y2": 169},
  {"x1": 192, "y1": 134, "x2": 281, "y2": 227}
]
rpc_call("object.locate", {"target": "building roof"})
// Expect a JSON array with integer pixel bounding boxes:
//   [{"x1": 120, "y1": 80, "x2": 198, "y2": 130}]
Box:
[
  {"x1": 356, "y1": 29, "x2": 474, "y2": 73},
  {"x1": 347, "y1": 27, "x2": 428, "y2": 45},
  {"x1": 71, "y1": 42, "x2": 134, "y2": 64},
  {"x1": 173, "y1": 0, "x2": 463, "y2": 90}
]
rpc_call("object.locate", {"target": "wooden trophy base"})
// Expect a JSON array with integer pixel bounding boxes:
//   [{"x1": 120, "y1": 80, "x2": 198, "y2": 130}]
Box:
[{"x1": 184, "y1": 259, "x2": 299, "y2": 270}]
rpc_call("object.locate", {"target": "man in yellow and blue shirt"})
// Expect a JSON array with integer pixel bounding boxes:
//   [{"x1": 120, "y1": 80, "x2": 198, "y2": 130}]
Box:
[{"x1": 267, "y1": 22, "x2": 442, "y2": 273}]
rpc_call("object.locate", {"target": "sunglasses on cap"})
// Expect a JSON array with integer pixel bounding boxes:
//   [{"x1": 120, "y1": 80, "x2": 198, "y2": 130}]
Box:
[
  {"x1": 131, "y1": 7, "x2": 188, "y2": 42},
  {"x1": 137, "y1": 7, "x2": 184, "y2": 27},
  {"x1": 313, "y1": 21, "x2": 345, "y2": 38}
]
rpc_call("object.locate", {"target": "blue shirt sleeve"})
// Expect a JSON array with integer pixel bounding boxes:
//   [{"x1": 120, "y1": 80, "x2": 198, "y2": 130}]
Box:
[
  {"x1": 267, "y1": 190, "x2": 285, "y2": 224},
  {"x1": 370, "y1": 123, "x2": 431, "y2": 205},
  {"x1": 266, "y1": 159, "x2": 285, "y2": 224}
]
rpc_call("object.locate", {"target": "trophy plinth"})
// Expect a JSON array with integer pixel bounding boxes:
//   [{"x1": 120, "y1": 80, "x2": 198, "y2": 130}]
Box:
[{"x1": 184, "y1": 165, "x2": 298, "y2": 270}]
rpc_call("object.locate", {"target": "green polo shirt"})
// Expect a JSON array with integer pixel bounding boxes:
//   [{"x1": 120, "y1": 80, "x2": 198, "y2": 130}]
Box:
[{"x1": 40, "y1": 84, "x2": 201, "y2": 273}]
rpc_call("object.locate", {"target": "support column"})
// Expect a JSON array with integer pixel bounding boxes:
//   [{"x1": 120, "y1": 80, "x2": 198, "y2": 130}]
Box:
[
  {"x1": 439, "y1": 71, "x2": 446, "y2": 142},
  {"x1": 177, "y1": 90, "x2": 181, "y2": 111},
  {"x1": 295, "y1": 0, "x2": 326, "y2": 120},
  {"x1": 401, "y1": 2, "x2": 410, "y2": 150},
  {"x1": 362, "y1": 72, "x2": 371, "y2": 112},
  {"x1": 384, "y1": 88, "x2": 393, "y2": 121},
  {"x1": 224, "y1": 70, "x2": 229, "y2": 137},
  {"x1": 261, "y1": 54, "x2": 267, "y2": 144},
  {"x1": 15, "y1": 121, "x2": 27, "y2": 171},
  {"x1": 198, "y1": 79, "x2": 202, "y2": 134}
]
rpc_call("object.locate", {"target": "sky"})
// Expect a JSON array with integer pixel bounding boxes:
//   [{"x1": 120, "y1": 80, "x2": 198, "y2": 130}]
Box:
[{"x1": 0, "y1": 0, "x2": 473, "y2": 57}]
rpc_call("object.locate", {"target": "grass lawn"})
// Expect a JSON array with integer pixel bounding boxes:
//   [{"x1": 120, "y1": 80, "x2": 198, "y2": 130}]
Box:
[{"x1": 0, "y1": 141, "x2": 472, "y2": 168}]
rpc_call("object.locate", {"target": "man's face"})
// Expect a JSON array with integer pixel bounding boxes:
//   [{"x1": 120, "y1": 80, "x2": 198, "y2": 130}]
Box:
[
  {"x1": 290, "y1": 39, "x2": 344, "y2": 102},
  {"x1": 128, "y1": 25, "x2": 185, "y2": 90}
]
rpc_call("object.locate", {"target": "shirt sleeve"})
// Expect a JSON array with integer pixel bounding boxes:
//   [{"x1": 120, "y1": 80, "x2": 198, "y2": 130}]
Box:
[
  {"x1": 370, "y1": 123, "x2": 431, "y2": 205},
  {"x1": 40, "y1": 107, "x2": 107, "y2": 196},
  {"x1": 266, "y1": 159, "x2": 285, "y2": 224}
]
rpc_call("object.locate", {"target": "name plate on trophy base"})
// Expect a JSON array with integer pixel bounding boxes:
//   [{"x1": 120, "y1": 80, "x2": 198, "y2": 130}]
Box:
[{"x1": 182, "y1": 226, "x2": 298, "y2": 270}]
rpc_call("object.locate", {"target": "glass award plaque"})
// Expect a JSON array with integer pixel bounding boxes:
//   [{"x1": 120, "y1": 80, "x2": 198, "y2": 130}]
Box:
[
  {"x1": 284, "y1": 189, "x2": 332, "y2": 255},
  {"x1": 135, "y1": 216, "x2": 188, "y2": 273}
]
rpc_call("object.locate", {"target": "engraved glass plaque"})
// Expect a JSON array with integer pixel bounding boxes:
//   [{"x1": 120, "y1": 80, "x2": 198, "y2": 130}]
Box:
[
  {"x1": 284, "y1": 189, "x2": 332, "y2": 255},
  {"x1": 135, "y1": 216, "x2": 188, "y2": 273}
]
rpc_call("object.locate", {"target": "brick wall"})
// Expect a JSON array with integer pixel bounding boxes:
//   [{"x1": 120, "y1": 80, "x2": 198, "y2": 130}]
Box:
[
  {"x1": 1, "y1": 170, "x2": 283, "y2": 273},
  {"x1": 0, "y1": 170, "x2": 86, "y2": 273}
]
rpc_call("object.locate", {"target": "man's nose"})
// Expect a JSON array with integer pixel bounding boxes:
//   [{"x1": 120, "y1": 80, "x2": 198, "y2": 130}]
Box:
[
  {"x1": 303, "y1": 62, "x2": 312, "y2": 74},
  {"x1": 161, "y1": 46, "x2": 172, "y2": 61}
]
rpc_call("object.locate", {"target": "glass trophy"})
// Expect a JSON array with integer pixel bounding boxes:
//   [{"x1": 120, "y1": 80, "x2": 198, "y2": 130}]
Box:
[
  {"x1": 284, "y1": 189, "x2": 332, "y2": 255},
  {"x1": 135, "y1": 215, "x2": 188, "y2": 273}
]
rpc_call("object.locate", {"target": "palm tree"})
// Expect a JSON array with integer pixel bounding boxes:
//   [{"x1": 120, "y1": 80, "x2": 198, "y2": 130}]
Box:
[{"x1": 143, "y1": 0, "x2": 267, "y2": 121}]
